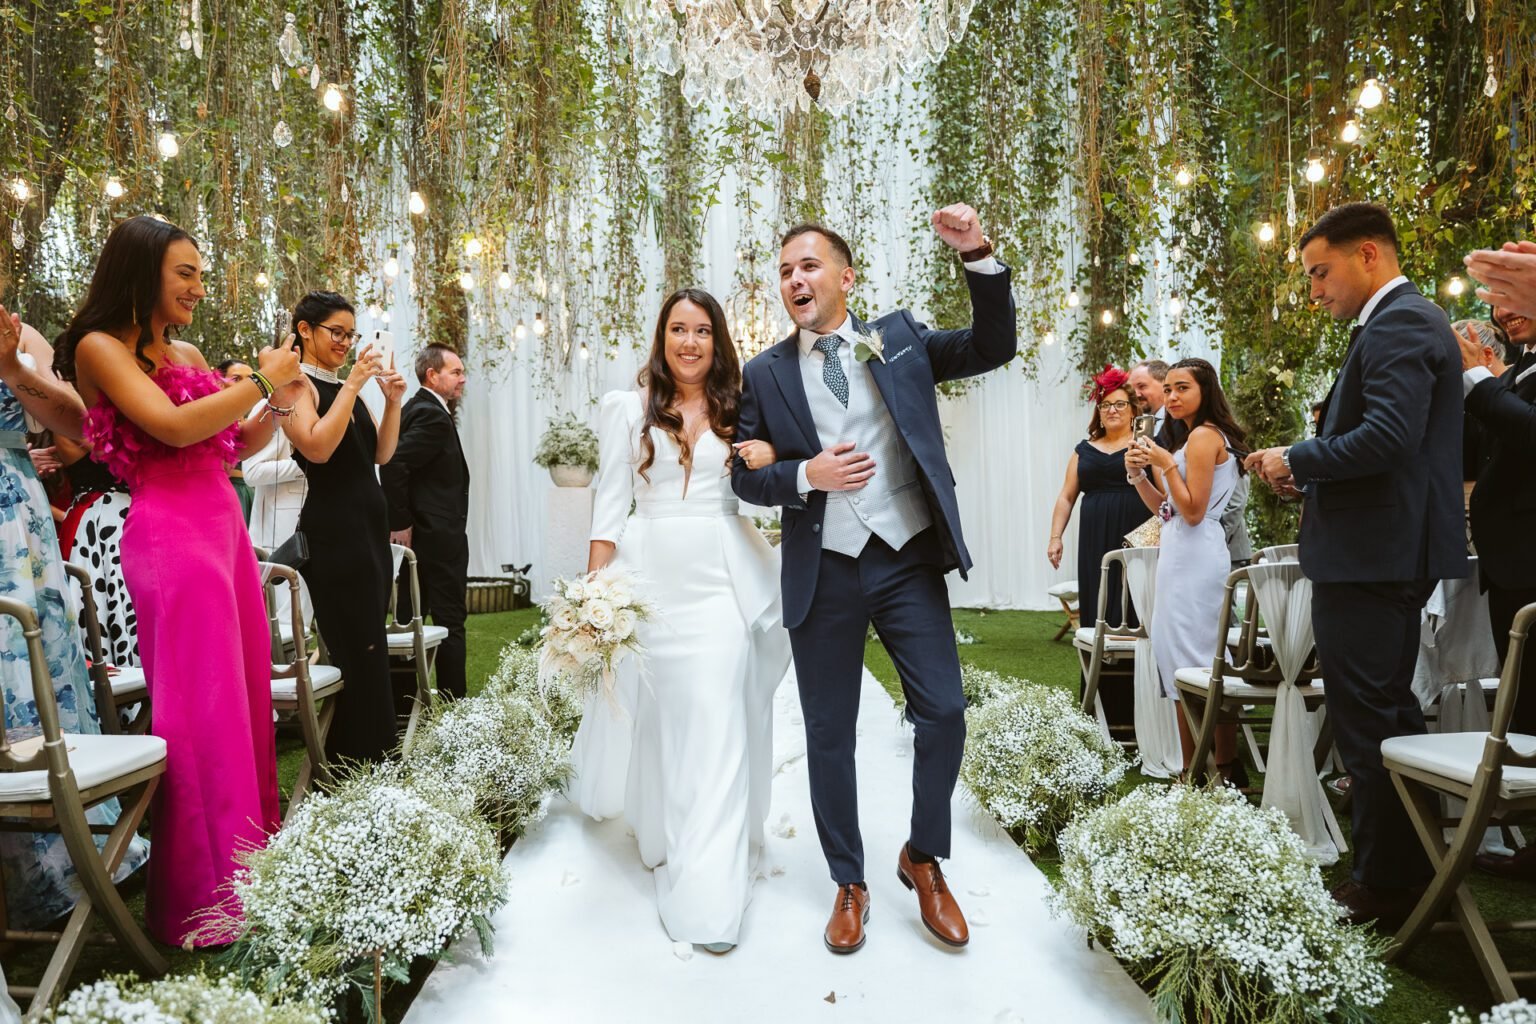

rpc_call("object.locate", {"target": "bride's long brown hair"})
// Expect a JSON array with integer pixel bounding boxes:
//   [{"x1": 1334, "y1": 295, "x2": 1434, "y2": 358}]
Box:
[{"x1": 637, "y1": 288, "x2": 741, "y2": 483}]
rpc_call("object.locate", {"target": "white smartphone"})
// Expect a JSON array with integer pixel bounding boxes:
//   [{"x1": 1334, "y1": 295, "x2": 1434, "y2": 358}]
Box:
[{"x1": 374, "y1": 329, "x2": 395, "y2": 372}]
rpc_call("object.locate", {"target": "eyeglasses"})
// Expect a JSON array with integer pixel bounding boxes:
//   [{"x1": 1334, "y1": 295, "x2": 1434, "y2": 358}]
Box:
[
  {"x1": 313, "y1": 323, "x2": 363, "y2": 346},
  {"x1": 1098, "y1": 400, "x2": 1132, "y2": 412}
]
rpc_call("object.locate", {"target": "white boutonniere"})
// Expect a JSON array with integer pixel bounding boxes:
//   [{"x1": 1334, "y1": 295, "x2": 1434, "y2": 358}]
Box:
[{"x1": 853, "y1": 327, "x2": 886, "y2": 364}]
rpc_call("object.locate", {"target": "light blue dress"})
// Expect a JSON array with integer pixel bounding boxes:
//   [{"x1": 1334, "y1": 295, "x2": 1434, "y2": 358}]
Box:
[{"x1": 0, "y1": 382, "x2": 148, "y2": 928}]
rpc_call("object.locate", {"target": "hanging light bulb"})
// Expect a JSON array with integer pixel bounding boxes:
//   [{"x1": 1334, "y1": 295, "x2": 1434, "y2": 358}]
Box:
[
  {"x1": 1447, "y1": 276, "x2": 1466, "y2": 297},
  {"x1": 1128, "y1": 252, "x2": 1141, "y2": 266},
  {"x1": 497, "y1": 264, "x2": 512, "y2": 290},
  {"x1": 1168, "y1": 294, "x2": 1184, "y2": 317},
  {"x1": 367, "y1": 303, "x2": 383, "y2": 320},
  {"x1": 254, "y1": 271, "x2": 270, "y2": 290},
  {"x1": 578, "y1": 342, "x2": 590, "y2": 362},
  {"x1": 157, "y1": 129, "x2": 180, "y2": 159},
  {"x1": 383, "y1": 249, "x2": 400, "y2": 280},
  {"x1": 464, "y1": 236, "x2": 483, "y2": 258},
  {"x1": 1100, "y1": 308, "x2": 1115, "y2": 327},
  {"x1": 1174, "y1": 166, "x2": 1193, "y2": 188},
  {"x1": 533, "y1": 312, "x2": 547, "y2": 336},
  {"x1": 321, "y1": 83, "x2": 344, "y2": 112},
  {"x1": 1305, "y1": 148, "x2": 1326, "y2": 183},
  {"x1": 408, "y1": 190, "x2": 426, "y2": 216},
  {"x1": 104, "y1": 175, "x2": 125, "y2": 199},
  {"x1": 1066, "y1": 286, "x2": 1080, "y2": 308},
  {"x1": 1041, "y1": 330, "x2": 1056, "y2": 346},
  {"x1": 7, "y1": 177, "x2": 31, "y2": 202},
  {"x1": 1257, "y1": 221, "x2": 1276, "y2": 244},
  {"x1": 514, "y1": 318, "x2": 528, "y2": 340},
  {"x1": 1359, "y1": 66, "x2": 1384, "y2": 109},
  {"x1": 458, "y1": 268, "x2": 475, "y2": 292},
  {"x1": 1340, "y1": 118, "x2": 1361, "y2": 144}
]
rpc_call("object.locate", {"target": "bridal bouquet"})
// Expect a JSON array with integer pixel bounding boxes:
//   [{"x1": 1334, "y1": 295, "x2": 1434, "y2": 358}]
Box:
[{"x1": 538, "y1": 567, "x2": 652, "y2": 700}]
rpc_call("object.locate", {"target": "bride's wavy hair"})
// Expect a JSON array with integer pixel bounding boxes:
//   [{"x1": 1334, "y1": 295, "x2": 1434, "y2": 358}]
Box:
[
  {"x1": 637, "y1": 288, "x2": 741, "y2": 483},
  {"x1": 1167, "y1": 357, "x2": 1250, "y2": 474}
]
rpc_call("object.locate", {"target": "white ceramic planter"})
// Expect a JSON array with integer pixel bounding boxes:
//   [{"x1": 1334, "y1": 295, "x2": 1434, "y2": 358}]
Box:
[{"x1": 549, "y1": 465, "x2": 594, "y2": 488}]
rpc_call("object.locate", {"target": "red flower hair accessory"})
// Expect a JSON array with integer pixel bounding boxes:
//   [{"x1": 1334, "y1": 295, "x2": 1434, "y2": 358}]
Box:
[{"x1": 1088, "y1": 364, "x2": 1130, "y2": 405}]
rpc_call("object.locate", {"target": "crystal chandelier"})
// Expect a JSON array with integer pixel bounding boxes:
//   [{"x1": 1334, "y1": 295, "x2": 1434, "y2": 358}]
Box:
[{"x1": 624, "y1": 0, "x2": 977, "y2": 111}]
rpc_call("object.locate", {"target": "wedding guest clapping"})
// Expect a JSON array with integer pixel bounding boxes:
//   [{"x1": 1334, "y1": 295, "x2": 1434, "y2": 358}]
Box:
[
  {"x1": 1124, "y1": 358, "x2": 1248, "y2": 780},
  {"x1": 1047, "y1": 366, "x2": 1146, "y2": 628},
  {"x1": 1466, "y1": 240, "x2": 1536, "y2": 319}
]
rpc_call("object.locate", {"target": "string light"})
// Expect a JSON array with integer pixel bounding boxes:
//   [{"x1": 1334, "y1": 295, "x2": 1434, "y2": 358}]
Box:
[
  {"x1": 458, "y1": 268, "x2": 475, "y2": 292},
  {"x1": 1447, "y1": 276, "x2": 1466, "y2": 297},
  {"x1": 514, "y1": 318, "x2": 528, "y2": 340},
  {"x1": 383, "y1": 249, "x2": 400, "y2": 280},
  {"x1": 321, "y1": 83, "x2": 344, "y2": 112},
  {"x1": 1257, "y1": 221, "x2": 1276, "y2": 244},
  {"x1": 7, "y1": 177, "x2": 31, "y2": 202},
  {"x1": 1100, "y1": 308, "x2": 1115, "y2": 326},
  {"x1": 157, "y1": 129, "x2": 180, "y2": 159},
  {"x1": 1359, "y1": 66, "x2": 1384, "y2": 109},
  {"x1": 1168, "y1": 294, "x2": 1184, "y2": 317},
  {"x1": 497, "y1": 264, "x2": 512, "y2": 290},
  {"x1": 464, "y1": 236, "x2": 483, "y2": 258},
  {"x1": 1174, "y1": 166, "x2": 1193, "y2": 188},
  {"x1": 1340, "y1": 118, "x2": 1361, "y2": 143},
  {"x1": 1041, "y1": 330, "x2": 1056, "y2": 346},
  {"x1": 1066, "y1": 286, "x2": 1080, "y2": 308},
  {"x1": 254, "y1": 271, "x2": 270, "y2": 290},
  {"x1": 578, "y1": 342, "x2": 590, "y2": 361},
  {"x1": 1305, "y1": 148, "x2": 1326, "y2": 183},
  {"x1": 104, "y1": 176, "x2": 125, "y2": 199},
  {"x1": 533, "y1": 312, "x2": 547, "y2": 336},
  {"x1": 408, "y1": 190, "x2": 426, "y2": 216}
]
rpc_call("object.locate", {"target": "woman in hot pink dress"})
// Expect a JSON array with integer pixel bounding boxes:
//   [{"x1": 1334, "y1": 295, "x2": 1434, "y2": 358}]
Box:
[{"x1": 54, "y1": 215, "x2": 303, "y2": 945}]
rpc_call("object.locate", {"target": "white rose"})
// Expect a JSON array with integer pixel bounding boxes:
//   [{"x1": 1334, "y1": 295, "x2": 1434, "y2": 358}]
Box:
[
  {"x1": 607, "y1": 577, "x2": 634, "y2": 607},
  {"x1": 550, "y1": 605, "x2": 578, "y2": 632},
  {"x1": 583, "y1": 599, "x2": 616, "y2": 631},
  {"x1": 568, "y1": 633, "x2": 599, "y2": 665},
  {"x1": 612, "y1": 608, "x2": 637, "y2": 640},
  {"x1": 564, "y1": 579, "x2": 587, "y2": 602}
]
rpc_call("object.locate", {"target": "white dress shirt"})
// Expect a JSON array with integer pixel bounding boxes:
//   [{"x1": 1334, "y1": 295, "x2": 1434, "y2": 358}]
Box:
[{"x1": 1357, "y1": 274, "x2": 1410, "y2": 327}]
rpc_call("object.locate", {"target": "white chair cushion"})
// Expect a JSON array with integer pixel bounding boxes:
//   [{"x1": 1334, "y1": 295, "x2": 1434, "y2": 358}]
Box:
[
  {"x1": 1224, "y1": 627, "x2": 1272, "y2": 650},
  {"x1": 388, "y1": 624, "x2": 449, "y2": 651},
  {"x1": 1173, "y1": 666, "x2": 1324, "y2": 701},
  {"x1": 1048, "y1": 580, "x2": 1079, "y2": 600},
  {"x1": 0, "y1": 734, "x2": 166, "y2": 801},
  {"x1": 1381, "y1": 731, "x2": 1536, "y2": 799},
  {"x1": 1073, "y1": 627, "x2": 1138, "y2": 653},
  {"x1": 109, "y1": 666, "x2": 147, "y2": 698},
  {"x1": 271, "y1": 663, "x2": 344, "y2": 701}
]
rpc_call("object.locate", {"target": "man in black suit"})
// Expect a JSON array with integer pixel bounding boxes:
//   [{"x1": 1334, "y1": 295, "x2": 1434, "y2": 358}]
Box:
[
  {"x1": 382, "y1": 344, "x2": 471, "y2": 700},
  {"x1": 1248, "y1": 202, "x2": 1467, "y2": 927},
  {"x1": 1462, "y1": 304, "x2": 1536, "y2": 880}
]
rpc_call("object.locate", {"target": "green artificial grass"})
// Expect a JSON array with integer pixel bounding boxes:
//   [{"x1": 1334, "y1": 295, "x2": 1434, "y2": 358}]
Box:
[{"x1": 9, "y1": 605, "x2": 1529, "y2": 1023}]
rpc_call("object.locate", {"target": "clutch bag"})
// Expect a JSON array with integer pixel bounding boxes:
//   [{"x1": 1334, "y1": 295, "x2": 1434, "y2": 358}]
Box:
[{"x1": 1123, "y1": 516, "x2": 1162, "y2": 549}]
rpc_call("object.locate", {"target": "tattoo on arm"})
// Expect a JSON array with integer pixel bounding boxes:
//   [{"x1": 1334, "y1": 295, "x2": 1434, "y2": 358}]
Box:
[{"x1": 13, "y1": 381, "x2": 49, "y2": 401}]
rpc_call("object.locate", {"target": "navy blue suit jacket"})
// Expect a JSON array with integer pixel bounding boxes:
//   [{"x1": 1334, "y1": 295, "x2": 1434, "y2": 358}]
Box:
[
  {"x1": 1467, "y1": 357, "x2": 1536, "y2": 590},
  {"x1": 1288, "y1": 281, "x2": 1467, "y2": 584},
  {"x1": 730, "y1": 267, "x2": 1016, "y2": 630}
]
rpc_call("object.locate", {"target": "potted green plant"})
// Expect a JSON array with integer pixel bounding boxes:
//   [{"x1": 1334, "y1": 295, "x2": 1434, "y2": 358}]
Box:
[{"x1": 533, "y1": 413, "x2": 600, "y2": 487}]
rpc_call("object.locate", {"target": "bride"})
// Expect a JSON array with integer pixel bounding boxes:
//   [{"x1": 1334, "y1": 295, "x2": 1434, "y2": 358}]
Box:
[{"x1": 571, "y1": 287, "x2": 790, "y2": 954}]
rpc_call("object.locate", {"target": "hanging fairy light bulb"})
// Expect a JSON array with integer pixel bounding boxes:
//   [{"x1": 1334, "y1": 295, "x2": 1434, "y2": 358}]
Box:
[
  {"x1": 1174, "y1": 166, "x2": 1193, "y2": 188},
  {"x1": 1305, "y1": 148, "x2": 1326, "y2": 183},
  {"x1": 458, "y1": 268, "x2": 475, "y2": 292},
  {"x1": 254, "y1": 271, "x2": 270, "y2": 290},
  {"x1": 383, "y1": 249, "x2": 400, "y2": 280},
  {"x1": 1168, "y1": 294, "x2": 1184, "y2": 317},
  {"x1": 497, "y1": 264, "x2": 512, "y2": 290},
  {"x1": 8, "y1": 177, "x2": 32, "y2": 202},
  {"x1": 156, "y1": 127, "x2": 180, "y2": 159},
  {"x1": 464, "y1": 236, "x2": 483, "y2": 258},
  {"x1": 1041, "y1": 330, "x2": 1056, "y2": 346},
  {"x1": 104, "y1": 175, "x2": 125, "y2": 199},
  {"x1": 1100, "y1": 308, "x2": 1115, "y2": 327},
  {"x1": 514, "y1": 318, "x2": 528, "y2": 340},
  {"x1": 367, "y1": 303, "x2": 383, "y2": 320},
  {"x1": 1066, "y1": 286, "x2": 1080, "y2": 308},
  {"x1": 408, "y1": 190, "x2": 426, "y2": 216},
  {"x1": 321, "y1": 83, "x2": 344, "y2": 112},
  {"x1": 1358, "y1": 66, "x2": 1384, "y2": 110},
  {"x1": 533, "y1": 312, "x2": 547, "y2": 336},
  {"x1": 1340, "y1": 118, "x2": 1361, "y2": 144},
  {"x1": 1257, "y1": 221, "x2": 1276, "y2": 244},
  {"x1": 1447, "y1": 276, "x2": 1466, "y2": 297},
  {"x1": 578, "y1": 342, "x2": 590, "y2": 362}
]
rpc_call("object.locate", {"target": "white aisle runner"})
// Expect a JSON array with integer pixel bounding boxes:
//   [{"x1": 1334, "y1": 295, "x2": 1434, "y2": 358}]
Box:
[{"x1": 406, "y1": 670, "x2": 1154, "y2": 1023}]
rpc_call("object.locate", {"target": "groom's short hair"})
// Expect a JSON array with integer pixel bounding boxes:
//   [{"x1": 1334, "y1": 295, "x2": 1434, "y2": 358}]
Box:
[{"x1": 781, "y1": 223, "x2": 854, "y2": 269}]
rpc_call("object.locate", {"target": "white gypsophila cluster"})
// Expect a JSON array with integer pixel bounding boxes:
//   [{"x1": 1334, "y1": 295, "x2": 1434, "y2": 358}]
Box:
[
  {"x1": 403, "y1": 687, "x2": 570, "y2": 836},
  {"x1": 485, "y1": 641, "x2": 582, "y2": 738},
  {"x1": 43, "y1": 973, "x2": 326, "y2": 1024},
  {"x1": 1449, "y1": 1001, "x2": 1536, "y2": 1024},
  {"x1": 539, "y1": 567, "x2": 651, "y2": 698},
  {"x1": 229, "y1": 778, "x2": 508, "y2": 1005},
  {"x1": 1054, "y1": 785, "x2": 1389, "y2": 1019},
  {"x1": 959, "y1": 680, "x2": 1131, "y2": 852}
]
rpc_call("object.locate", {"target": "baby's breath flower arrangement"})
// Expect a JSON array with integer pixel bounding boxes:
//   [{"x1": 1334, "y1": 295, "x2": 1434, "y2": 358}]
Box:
[
  {"x1": 1054, "y1": 785, "x2": 1390, "y2": 1023},
  {"x1": 214, "y1": 772, "x2": 508, "y2": 1014},
  {"x1": 402, "y1": 685, "x2": 571, "y2": 838},
  {"x1": 42, "y1": 972, "x2": 325, "y2": 1024},
  {"x1": 1449, "y1": 1001, "x2": 1536, "y2": 1024},
  {"x1": 484, "y1": 641, "x2": 582, "y2": 738},
  {"x1": 959, "y1": 680, "x2": 1131, "y2": 853},
  {"x1": 532, "y1": 412, "x2": 599, "y2": 471}
]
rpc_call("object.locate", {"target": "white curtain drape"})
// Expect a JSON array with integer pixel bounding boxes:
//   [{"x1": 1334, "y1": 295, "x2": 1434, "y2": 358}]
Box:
[{"x1": 1122, "y1": 547, "x2": 1182, "y2": 778}]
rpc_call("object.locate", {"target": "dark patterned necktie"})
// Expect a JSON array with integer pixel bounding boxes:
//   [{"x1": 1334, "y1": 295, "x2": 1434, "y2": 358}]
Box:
[{"x1": 815, "y1": 334, "x2": 848, "y2": 408}]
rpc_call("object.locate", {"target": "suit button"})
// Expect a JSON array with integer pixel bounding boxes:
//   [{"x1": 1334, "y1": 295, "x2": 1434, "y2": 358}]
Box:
[{"x1": 812, "y1": 524, "x2": 821, "y2": 533}]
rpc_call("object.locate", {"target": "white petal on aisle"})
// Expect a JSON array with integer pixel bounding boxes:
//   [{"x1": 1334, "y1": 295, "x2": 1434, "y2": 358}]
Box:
[{"x1": 405, "y1": 668, "x2": 1154, "y2": 1023}]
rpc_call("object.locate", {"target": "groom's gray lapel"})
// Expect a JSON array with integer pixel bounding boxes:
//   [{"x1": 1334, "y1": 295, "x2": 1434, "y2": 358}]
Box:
[
  {"x1": 852, "y1": 314, "x2": 899, "y2": 425},
  {"x1": 767, "y1": 333, "x2": 822, "y2": 452}
]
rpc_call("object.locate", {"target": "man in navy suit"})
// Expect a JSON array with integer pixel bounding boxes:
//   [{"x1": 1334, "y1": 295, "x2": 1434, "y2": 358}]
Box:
[
  {"x1": 1249, "y1": 202, "x2": 1467, "y2": 928},
  {"x1": 730, "y1": 206, "x2": 1014, "y2": 954}
]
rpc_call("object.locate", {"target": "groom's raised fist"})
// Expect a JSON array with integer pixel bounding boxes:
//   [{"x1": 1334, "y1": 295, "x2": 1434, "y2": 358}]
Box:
[
  {"x1": 807, "y1": 441, "x2": 876, "y2": 492},
  {"x1": 931, "y1": 203, "x2": 985, "y2": 252}
]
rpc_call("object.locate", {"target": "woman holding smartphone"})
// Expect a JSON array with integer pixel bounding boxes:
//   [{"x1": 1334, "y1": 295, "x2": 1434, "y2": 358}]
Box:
[{"x1": 280, "y1": 291, "x2": 406, "y2": 763}]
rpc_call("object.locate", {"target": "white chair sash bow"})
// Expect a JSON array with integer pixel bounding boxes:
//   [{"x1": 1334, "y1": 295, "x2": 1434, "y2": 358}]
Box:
[{"x1": 1123, "y1": 547, "x2": 1182, "y2": 777}]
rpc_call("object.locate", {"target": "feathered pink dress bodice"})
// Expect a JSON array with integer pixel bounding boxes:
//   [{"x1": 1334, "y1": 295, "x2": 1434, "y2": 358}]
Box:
[{"x1": 84, "y1": 363, "x2": 240, "y2": 485}]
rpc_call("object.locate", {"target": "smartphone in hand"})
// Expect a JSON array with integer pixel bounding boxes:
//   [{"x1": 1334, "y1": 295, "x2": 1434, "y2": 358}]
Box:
[
  {"x1": 1132, "y1": 414, "x2": 1157, "y2": 442},
  {"x1": 374, "y1": 330, "x2": 395, "y2": 372}
]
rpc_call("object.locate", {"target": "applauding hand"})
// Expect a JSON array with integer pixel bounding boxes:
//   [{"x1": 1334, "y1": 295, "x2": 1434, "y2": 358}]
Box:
[
  {"x1": 1465, "y1": 241, "x2": 1536, "y2": 319},
  {"x1": 931, "y1": 203, "x2": 985, "y2": 253}
]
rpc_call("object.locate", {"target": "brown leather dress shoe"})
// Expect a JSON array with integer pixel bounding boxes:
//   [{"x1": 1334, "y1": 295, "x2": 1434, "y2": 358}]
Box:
[
  {"x1": 1332, "y1": 879, "x2": 1426, "y2": 931},
  {"x1": 824, "y1": 883, "x2": 870, "y2": 955},
  {"x1": 1474, "y1": 844, "x2": 1536, "y2": 881},
  {"x1": 897, "y1": 844, "x2": 969, "y2": 947}
]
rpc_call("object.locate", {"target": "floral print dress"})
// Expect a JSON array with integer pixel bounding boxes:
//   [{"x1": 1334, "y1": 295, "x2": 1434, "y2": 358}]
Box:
[{"x1": 0, "y1": 381, "x2": 148, "y2": 928}]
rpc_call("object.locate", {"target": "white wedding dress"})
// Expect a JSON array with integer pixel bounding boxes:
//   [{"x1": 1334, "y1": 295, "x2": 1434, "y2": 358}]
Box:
[{"x1": 570, "y1": 389, "x2": 790, "y2": 946}]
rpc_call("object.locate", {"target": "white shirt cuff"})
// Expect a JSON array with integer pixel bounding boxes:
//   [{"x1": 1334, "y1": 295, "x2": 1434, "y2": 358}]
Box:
[
  {"x1": 1463, "y1": 365, "x2": 1494, "y2": 396},
  {"x1": 796, "y1": 462, "x2": 812, "y2": 497},
  {"x1": 963, "y1": 256, "x2": 1001, "y2": 275}
]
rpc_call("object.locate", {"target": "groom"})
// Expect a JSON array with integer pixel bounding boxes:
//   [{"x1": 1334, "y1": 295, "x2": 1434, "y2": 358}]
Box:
[{"x1": 731, "y1": 206, "x2": 1015, "y2": 954}]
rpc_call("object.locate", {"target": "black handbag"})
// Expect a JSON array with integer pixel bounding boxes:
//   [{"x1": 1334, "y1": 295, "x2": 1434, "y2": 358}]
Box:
[{"x1": 269, "y1": 530, "x2": 310, "y2": 570}]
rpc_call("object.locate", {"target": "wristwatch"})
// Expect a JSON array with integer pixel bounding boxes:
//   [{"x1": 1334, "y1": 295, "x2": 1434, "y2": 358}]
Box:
[
  {"x1": 960, "y1": 236, "x2": 994, "y2": 262},
  {"x1": 1280, "y1": 447, "x2": 1293, "y2": 475}
]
